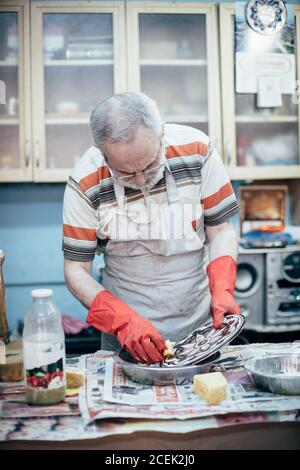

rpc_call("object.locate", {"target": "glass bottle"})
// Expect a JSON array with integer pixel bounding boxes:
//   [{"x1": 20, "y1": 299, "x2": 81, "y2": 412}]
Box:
[
  {"x1": 23, "y1": 289, "x2": 66, "y2": 405},
  {"x1": 0, "y1": 250, "x2": 9, "y2": 344}
]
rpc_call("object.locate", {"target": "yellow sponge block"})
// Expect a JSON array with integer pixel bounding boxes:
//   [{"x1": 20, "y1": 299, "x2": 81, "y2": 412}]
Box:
[
  {"x1": 66, "y1": 369, "x2": 85, "y2": 389},
  {"x1": 163, "y1": 340, "x2": 174, "y2": 358},
  {"x1": 193, "y1": 372, "x2": 227, "y2": 405}
]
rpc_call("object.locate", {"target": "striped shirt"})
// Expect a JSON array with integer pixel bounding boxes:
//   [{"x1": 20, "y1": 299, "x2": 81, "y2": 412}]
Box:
[{"x1": 63, "y1": 124, "x2": 239, "y2": 261}]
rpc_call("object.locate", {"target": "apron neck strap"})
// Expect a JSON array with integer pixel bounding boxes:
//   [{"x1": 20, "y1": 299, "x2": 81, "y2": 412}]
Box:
[
  {"x1": 164, "y1": 162, "x2": 180, "y2": 204},
  {"x1": 113, "y1": 179, "x2": 126, "y2": 210}
]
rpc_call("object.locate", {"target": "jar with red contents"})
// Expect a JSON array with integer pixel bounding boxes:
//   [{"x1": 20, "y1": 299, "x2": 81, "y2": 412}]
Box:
[{"x1": 23, "y1": 289, "x2": 66, "y2": 405}]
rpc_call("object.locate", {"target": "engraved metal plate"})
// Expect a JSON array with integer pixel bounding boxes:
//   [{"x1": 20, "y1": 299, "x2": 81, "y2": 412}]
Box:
[{"x1": 161, "y1": 314, "x2": 245, "y2": 368}]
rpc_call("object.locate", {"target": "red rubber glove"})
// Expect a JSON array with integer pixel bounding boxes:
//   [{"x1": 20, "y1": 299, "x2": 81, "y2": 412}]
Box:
[
  {"x1": 86, "y1": 290, "x2": 166, "y2": 364},
  {"x1": 206, "y1": 255, "x2": 241, "y2": 329}
]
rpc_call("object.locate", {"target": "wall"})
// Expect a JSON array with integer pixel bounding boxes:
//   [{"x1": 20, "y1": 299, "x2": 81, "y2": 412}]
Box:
[{"x1": 0, "y1": 183, "x2": 103, "y2": 333}]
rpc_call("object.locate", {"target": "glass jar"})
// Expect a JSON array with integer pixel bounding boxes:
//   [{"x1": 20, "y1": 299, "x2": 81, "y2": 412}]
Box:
[{"x1": 23, "y1": 289, "x2": 66, "y2": 405}]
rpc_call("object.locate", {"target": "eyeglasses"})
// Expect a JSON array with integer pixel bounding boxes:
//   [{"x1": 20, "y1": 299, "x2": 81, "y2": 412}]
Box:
[
  {"x1": 107, "y1": 126, "x2": 165, "y2": 183},
  {"x1": 112, "y1": 160, "x2": 165, "y2": 183}
]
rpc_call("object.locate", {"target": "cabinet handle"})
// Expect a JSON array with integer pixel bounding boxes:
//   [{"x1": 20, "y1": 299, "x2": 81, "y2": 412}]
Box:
[
  {"x1": 225, "y1": 140, "x2": 232, "y2": 166},
  {"x1": 24, "y1": 139, "x2": 30, "y2": 167},
  {"x1": 35, "y1": 140, "x2": 40, "y2": 168}
]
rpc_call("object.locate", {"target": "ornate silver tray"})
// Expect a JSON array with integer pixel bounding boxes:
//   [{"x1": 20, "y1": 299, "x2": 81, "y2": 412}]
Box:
[{"x1": 162, "y1": 314, "x2": 245, "y2": 368}]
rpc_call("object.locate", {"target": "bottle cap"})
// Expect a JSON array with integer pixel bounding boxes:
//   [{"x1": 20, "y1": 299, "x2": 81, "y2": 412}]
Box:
[{"x1": 31, "y1": 289, "x2": 53, "y2": 298}]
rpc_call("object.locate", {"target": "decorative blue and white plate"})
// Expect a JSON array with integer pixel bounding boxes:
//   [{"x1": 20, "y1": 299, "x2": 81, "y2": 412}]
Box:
[{"x1": 246, "y1": 0, "x2": 287, "y2": 35}]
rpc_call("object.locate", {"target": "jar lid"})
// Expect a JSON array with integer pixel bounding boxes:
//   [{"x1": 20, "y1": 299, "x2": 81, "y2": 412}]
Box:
[{"x1": 31, "y1": 289, "x2": 53, "y2": 298}]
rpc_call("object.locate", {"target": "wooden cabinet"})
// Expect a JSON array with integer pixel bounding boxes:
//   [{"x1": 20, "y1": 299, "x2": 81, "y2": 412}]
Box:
[
  {"x1": 126, "y1": 2, "x2": 221, "y2": 149},
  {"x1": 0, "y1": 1, "x2": 299, "y2": 182},
  {"x1": 31, "y1": 1, "x2": 126, "y2": 182},
  {"x1": 220, "y1": 3, "x2": 300, "y2": 180},
  {"x1": 0, "y1": 0, "x2": 126, "y2": 182},
  {"x1": 0, "y1": 0, "x2": 31, "y2": 182},
  {"x1": 0, "y1": 1, "x2": 220, "y2": 182}
]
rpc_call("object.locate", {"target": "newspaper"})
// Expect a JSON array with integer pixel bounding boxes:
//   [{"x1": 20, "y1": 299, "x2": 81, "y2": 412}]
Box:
[
  {"x1": 1, "y1": 410, "x2": 298, "y2": 442},
  {"x1": 0, "y1": 357, "x2": 82, "y2": 419},
  {"x1": 103, "y1": 358, "x2": 292, "y2": 406},
  {"x1": 79, "y1": 344, "x2": 300, "y2": 424},
  {"x1": 0, "y1": 343, "x2": 299, "y2": 441},
  {"x1": 0, "y1": 381, "x2": 80, "y2": 418}
]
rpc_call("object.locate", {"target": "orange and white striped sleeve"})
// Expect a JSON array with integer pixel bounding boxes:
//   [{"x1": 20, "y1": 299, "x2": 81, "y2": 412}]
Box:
[
  {"x1": 201, "y1": 146, "x2": 239, "y2": 226},
  {"x1": 62, "y1": 176, "x2": 98, "y2": 262}
]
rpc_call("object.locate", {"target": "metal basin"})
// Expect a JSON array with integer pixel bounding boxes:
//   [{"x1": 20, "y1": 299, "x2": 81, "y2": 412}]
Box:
[
  {"x1": 113, "y1": 349, "x2": 220, "y2": 386},
  {"x1": 244, "y1": 354, "x2": 300, "y2": 395}
]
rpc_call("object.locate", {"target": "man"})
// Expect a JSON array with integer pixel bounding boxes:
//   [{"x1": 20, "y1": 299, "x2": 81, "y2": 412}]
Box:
[{"x1": 63, "y1": 92, "x2": 240, "y2": 365}]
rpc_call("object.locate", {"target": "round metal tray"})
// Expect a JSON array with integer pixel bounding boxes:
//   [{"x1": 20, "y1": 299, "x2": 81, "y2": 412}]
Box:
[
  {"x1": 245, "y1": 353, "x2": 300, "y2": 395},
  {"x1": 113, "y1": 349, "x2": 221, "y2": 385},
  {"x1": 162, "y1": 314, "x2": 245, "y2": 368}
]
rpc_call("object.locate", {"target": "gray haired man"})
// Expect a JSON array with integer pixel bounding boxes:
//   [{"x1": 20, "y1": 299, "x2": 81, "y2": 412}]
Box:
[{"x1": 63, "y1": 92, "x2": 240, "y2": 364}]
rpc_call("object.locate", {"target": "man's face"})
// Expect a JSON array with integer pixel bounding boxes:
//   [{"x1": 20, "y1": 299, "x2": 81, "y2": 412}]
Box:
[{"x1": 102, "y1": 126, "x2": 165, "y2": 191}]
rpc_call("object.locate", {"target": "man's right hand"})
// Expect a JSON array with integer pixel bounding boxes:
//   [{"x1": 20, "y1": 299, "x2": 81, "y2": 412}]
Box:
[{"x1": 86, "y1": 290, "x2": 165, "y2": 364}]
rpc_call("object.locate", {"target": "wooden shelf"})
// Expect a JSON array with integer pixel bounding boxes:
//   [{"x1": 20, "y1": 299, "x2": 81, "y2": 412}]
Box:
[
  {"x1": 228, "y1": 165, "x2": 300, "y2": 181},
  {"x1": 0, "y1": 60, "x2": 18, "y2": 66},
  {"x1": 44, "y1": 59, "x2": 113, "y2": 66},
  {"x1": 45, "y1": 113, "x2": 89, "y2": 125},
  {"x1": 0, "y1": 117, "x2": 19, "y2": 125},
  {"x1": 235, "y1": 115, "x2": 298, "y2": 124},
  {"x1": 164, "y1": 114, "x2": 208, "y2": 123},
  {"x1": 140, "y1": 59, "x2": 207, "y2": 66}
]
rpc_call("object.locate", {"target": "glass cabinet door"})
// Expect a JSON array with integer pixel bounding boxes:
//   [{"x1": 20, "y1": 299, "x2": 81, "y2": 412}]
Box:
[
  {"x1": 31, "y1": 3, "x2": 125, "y2": 181},
  {"x1": 127, "y1": 3, "x2": 221, "y2": 146},
  {"x1": 220, "y1": 4, "x2": 300, "y2": 179},
  {"x1": 0, "y1": 2, "x2": 31, "y2": 181},
  {"x1": 235, "y1": 94, "x2": 298, "y2": 168}
]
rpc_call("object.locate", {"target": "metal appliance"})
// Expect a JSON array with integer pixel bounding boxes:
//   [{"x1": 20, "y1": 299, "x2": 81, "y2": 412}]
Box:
[
  {"x1": 266, "y1": 248, "x2": 300, "y2": 326},
  {"x1": 235, "y1": 252, "x2": 265, "y2": 328},
  {"x1": 235, "y1": 246, "x2": 300, "y2": 331}
]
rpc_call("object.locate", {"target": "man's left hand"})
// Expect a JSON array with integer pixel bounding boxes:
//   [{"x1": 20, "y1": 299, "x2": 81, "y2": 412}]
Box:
[
  {"x1": 210, "y1": 289, "x2": 240, "y2": 329},
  {"x1": 206, "y1": 255, "x2": 241, "y2": 329}
]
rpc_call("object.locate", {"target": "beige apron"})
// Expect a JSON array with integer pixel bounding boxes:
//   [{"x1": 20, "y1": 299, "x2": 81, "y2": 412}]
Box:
[{"x1": 97, "y1": 162, "x2": 211, "y2": 351}]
